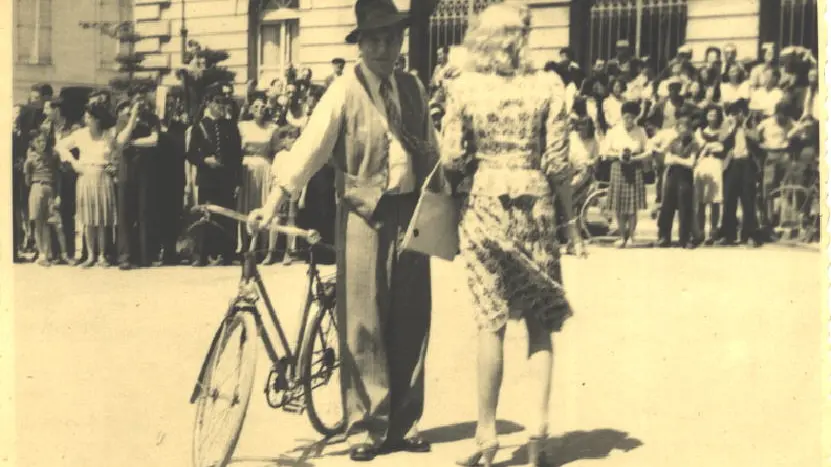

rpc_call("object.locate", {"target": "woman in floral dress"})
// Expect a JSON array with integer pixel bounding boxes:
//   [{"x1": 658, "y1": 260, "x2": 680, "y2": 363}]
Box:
[
  {"x1": 236, "y1": 92, "x2": 279, "y2": 255},
  {"x1": 440, "y1": 4, "x2": 584, "y2": 466}
]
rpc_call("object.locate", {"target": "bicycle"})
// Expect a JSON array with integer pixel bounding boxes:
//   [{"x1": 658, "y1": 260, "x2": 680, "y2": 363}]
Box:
[
  {"x1": 187, "y1": 204, "x2": 345, "y2": 467},
  {"x1": 578, "y1": 159, "x2": 615, "y2": 243},
  {"x1": 765, "y1": 170, "x2": 820, "y2": 244}
]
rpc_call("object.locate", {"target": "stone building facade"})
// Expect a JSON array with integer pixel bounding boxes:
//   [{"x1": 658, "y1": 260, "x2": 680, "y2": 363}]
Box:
[
  {"x1": 12, "y1": 0, "x2": 132, "y2": 103},
  {"x1": 13, "y1": 0, "x2": 817, "y2": 101}
]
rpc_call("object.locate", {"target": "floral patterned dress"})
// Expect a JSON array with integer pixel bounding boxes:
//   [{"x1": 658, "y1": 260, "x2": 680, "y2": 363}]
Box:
[{"x1": 440, "y1": 70, "x2": 574, "y2": 333}]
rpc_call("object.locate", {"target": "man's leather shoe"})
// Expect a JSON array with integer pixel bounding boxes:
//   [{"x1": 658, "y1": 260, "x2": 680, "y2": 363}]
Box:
[
  {"x1": 349, "y1": 444, "x2": 376, "y2": 462},
  {"x1": 381, "y1": 437, "x2": 431, "y2": 454}
]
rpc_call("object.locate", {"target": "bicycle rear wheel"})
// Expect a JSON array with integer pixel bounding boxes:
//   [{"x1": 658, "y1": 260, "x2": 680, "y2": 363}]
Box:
[
  {"x1": 300, "y1": 287, "x2": 345, "y2": 437},
  {"x1": 766, "y1": 185, "x2": 810, "y2": 241},
  {"x1": 192, "y1": 311, "x2": 259, "y2": 467}
]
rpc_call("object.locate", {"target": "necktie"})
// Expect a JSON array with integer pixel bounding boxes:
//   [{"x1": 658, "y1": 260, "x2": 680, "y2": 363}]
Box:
[
  {"x1": 379, "y1": 77, "x2": 408, "y2": 194},
  {"x1": 379, "y1": 78, "x2": 401, "y2": 135}
]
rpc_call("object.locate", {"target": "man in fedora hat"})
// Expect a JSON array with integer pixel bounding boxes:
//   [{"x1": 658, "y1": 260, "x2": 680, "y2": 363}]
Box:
[{"x1": 249, "y1": 0, "x2": 438, "y2": 461}]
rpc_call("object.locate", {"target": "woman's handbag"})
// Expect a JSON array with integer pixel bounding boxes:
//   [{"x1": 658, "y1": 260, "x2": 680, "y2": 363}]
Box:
[{"x1": 400, "y1": 162, "x2": 460, "y2": 261}]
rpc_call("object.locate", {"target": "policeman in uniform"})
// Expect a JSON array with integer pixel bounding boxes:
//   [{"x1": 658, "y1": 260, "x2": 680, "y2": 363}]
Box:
[{"x1": 185, "y1": 82, "x2": 243, "y2": 266}]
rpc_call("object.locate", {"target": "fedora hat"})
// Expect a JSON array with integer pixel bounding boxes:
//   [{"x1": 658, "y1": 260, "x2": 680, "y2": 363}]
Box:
[{"x1": 345, "y1": 0, "x2": 410, "y2": 44}]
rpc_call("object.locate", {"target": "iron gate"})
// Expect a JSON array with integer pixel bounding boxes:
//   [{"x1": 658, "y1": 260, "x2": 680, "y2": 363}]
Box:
[
  {"x1": 588, "y1": 0, "x2": 687, "y2": 74},
  {"x1": 779, "y1": 0, "x2": 818, "y2": 57},
  {"x1": 427, "y1": 0, "x2": 503, "y2": 80}
]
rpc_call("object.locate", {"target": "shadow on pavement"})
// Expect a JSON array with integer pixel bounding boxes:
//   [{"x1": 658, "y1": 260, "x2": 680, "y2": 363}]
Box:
[
  {"x1": 232, "y1": 434, "x2": 348, "y2": 466},
  {"x1": 503, "y1": 428, "x2": 643, "y2": 466},
  {"x1": 420, "y1": 419, "x2": 526, "y2": 444}
]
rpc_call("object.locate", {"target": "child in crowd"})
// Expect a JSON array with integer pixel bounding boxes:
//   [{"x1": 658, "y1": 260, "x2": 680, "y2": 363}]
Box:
[
  {"x1": 24, "y1": 131, "x2": 63, "y2": 265},
  {"x1": 265, "y1": 125, "x2": 302, "y2": 265},
  {"x1": 654, "y1": 112, "x2": 700, "y2": 248}
]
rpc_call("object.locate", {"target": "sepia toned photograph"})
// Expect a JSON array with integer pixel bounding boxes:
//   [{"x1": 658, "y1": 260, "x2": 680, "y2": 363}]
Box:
[{"x1": 4, "y1": 0, "x2": 826, "y2": 466}]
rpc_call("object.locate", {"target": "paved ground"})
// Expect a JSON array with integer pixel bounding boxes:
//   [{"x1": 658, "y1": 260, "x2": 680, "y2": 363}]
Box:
[{"x1": 9, "y1": 245, "x2": 825, "y2": 467}]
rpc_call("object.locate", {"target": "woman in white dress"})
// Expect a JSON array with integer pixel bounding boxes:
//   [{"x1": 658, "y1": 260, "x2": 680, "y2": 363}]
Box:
[
  {"x1": 57, "y1": 102, "x2": 141, "y2": 267},
  {"x1": 720, "y1": 63, "x2": 750, "y2": 108},
  {"x1": 694, "y1": 105, "x2": 729, "y2": 244},
  {"x1": 236, "y1": 92, "x2": 279, "y2": 255},
  {"x1": 602, "y1": 77, "x2": 626, "y2": 129}
]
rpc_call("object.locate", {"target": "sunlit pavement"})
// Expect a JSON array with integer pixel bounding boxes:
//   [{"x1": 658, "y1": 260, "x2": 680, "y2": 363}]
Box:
[{"x1": 11, "y1": 245, "x2": 824, "y2": 467}]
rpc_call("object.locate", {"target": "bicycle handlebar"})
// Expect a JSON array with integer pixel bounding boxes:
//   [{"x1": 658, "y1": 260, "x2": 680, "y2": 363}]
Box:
[{"x1": 191, "y1": 204, "x2": 323, "y2": 245}]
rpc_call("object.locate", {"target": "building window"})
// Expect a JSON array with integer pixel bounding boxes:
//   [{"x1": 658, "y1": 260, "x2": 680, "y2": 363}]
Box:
[
  {"x1": 265, "y1": 0, "x2": 298, "y2": 7},
  {"x1": 779, "y1": 0, "x2": 818, "y2": 57},
  {"x1": 259, "y1": 20, "x2": 299, "y2": 85},
  {"x1": 15, "y1": 0, "x2": 52, "y2": 65},
  {"x1": 98, "y1": 0, "x2": 132, "y2": 70},
  {"x1": 588, "y1": 0, "x2": 687, "y2": 73}
]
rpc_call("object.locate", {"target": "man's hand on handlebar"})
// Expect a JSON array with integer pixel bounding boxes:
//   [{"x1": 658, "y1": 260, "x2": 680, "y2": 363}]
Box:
[
  {"x1": 248, "y1": 185, "x2": 287, "y2": 233},
  {"x1": 247, "y1": 208, "x2": 273, "y2": 234}
]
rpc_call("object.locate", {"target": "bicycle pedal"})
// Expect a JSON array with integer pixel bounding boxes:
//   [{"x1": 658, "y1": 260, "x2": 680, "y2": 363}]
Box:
[{"x1": 281, "y1": 400, "x2": 306, "y2": 414}]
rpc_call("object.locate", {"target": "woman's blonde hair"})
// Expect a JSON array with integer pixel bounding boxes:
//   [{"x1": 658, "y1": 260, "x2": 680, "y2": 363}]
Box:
[{"x1": 458, "y1": 3, "x2": 534, "y2": 75}]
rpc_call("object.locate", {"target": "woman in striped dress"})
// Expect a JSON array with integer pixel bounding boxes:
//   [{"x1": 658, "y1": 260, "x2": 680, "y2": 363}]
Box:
[
  {"x1": 57, "y1": 102, "x2": 140, "y2": 267},
  {"x1": 602, "y1": 101, "x2": 651, "y2": 247},
  {"x1": 236, "y1": 92, "x2": 279, "y2": 254}
]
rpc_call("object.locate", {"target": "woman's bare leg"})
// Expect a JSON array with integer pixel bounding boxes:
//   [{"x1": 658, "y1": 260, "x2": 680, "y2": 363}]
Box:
[
  {"x1": 477, "y1": 326, "x2": 506, "y2": 443},
  {"x1": 525, "y1": 314, "x2": 553, "y2": 438},
  {"x1": 615, "y1": 213, "x2": 628, "y2": 246},
  {"x1": 96, "y1": 226, "x2": 109, "y2": 265},
  {"x1": 628, "y1": 213, "x2": 638, "y2": 242},
  {"x1": 82, "y1": 226, "x2": 96, "y2": 267},
  {"x1": 54, "y1": 224, "x2": 69, "y2": 262}
]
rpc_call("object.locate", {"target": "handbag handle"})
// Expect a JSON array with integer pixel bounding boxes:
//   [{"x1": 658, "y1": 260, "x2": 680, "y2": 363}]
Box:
[{"x1": 421, "y1": 161, "x2": 453, "y2": 195}]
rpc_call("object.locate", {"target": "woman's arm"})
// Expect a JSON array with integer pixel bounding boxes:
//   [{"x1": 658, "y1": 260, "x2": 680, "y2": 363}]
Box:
[
  {"x1": 115, "y1": 103, "x2": 141, "y2": 150},
  {"x1": 131, "y1": 116, "x2": 160, "y2": 148},
  {"x1": 55, "y1": 130, "x2": 79, "y2": 166},
  {"x1": 437, "y1": 78, "x2": 476, "y2": 194}
]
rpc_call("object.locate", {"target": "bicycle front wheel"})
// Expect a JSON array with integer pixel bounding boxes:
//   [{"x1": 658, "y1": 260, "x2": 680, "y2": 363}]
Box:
[
  {"x1": 192, "y1": 311, "x2": 259, "y2": 467},
  {"x1": 580, "y1": 188, "x2": 614, "y2": 242},
  {"x1": 300, "y1": 291, "x2": 345, "y2": 437}
]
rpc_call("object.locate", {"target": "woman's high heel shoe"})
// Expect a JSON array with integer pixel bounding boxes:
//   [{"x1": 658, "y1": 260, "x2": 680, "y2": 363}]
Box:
[
  {"x1": 527, "y1": 435, "x2": 550, "y2": 466},
  {"x1": 456, "y1": 440, "x2": 499, "y2": 467},
  {"x1": 261, "y1": 252, "x2": 277, "y2": 265}
]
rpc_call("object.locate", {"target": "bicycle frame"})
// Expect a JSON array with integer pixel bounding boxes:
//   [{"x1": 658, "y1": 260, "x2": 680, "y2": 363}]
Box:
[{"x1": 189, "y1": 205, "x2": 330, "y2": 407}]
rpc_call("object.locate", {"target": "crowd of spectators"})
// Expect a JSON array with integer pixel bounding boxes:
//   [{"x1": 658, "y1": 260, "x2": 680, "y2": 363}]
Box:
[
  {"x1": 11, "y1": 58, "x2": 350, "y2": 267},
  {"x1": 429, "y1": 40, "x2": 820, "y2": 248}
]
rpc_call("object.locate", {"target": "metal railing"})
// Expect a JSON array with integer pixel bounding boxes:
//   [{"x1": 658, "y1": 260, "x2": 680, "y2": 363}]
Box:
[
  {"x1": 588, "y1": 0, "x2": 687, "y2": 73},
  {"x1": 779, "y1": 0, "x2": 818, "y2": 56},
  {"x1": 427, "y1": 0, "x2": 504, "y2": 83}
]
